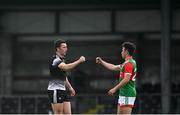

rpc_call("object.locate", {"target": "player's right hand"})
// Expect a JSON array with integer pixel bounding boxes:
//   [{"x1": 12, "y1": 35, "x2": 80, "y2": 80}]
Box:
[
  {"x1": 69, "y1": 87, "x2": 76, "y2": 96},
  {"x1": 79, "y1": 56, "x2": 86, "y2": 63},
  {"x1": 96, "y1": 57, "x2": 102, "y2": 64}
]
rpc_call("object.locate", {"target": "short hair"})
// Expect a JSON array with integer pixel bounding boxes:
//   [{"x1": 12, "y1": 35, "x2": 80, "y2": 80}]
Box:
[
  {"x1": 54, "y1": 39, "x2": 66, "y2": 50},
  {"x1": 122, "y1": 42, "x2": 136, "y2": 56}
]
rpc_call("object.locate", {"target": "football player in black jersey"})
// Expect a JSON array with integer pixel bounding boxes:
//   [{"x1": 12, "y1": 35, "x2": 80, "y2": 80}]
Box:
[{"x1": 48, "y1": 39, "x2": 85, "y2": 114}]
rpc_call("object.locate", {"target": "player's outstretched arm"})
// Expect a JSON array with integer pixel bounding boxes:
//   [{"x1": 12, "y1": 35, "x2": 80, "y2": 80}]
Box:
[
  {"x1": 96, "y1": 57, "x2": 120, "y2": 71},
  {"x1": 58, "y1": 56, "x2": 85, "y2": 71}
]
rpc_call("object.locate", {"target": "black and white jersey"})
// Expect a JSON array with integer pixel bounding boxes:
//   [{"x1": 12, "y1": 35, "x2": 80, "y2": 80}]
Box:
[{"x1": 48, "y1": 55, "x2": 67, "y2": 90}]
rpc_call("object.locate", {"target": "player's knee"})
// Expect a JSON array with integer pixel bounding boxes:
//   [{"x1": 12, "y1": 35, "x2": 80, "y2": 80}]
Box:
[
  {"x1": 119, "y1": 107, "x2": 132, "y2": 114},
  {"x1": 56, "y1": 110, "x2": 63, "y2": 114},
  {"x1": 63, "y1": 111, "x2": 71, "y2": 114},
  {"x1": 63, "y1": 108, "x2": 71, "y2": 114},
  {"x1": 54, "y1": 108, "x2": 63, "y2": 114}
]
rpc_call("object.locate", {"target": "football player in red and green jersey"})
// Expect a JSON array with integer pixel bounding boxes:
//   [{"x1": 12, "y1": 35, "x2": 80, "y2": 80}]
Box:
[{"x1": 96, "y1": 42, "x2": 136, "y2": 114}]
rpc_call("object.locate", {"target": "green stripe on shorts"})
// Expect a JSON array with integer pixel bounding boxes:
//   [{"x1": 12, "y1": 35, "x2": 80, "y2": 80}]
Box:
[{"x1": 125, "y1": 97, "x2": 128, "y2": 104}]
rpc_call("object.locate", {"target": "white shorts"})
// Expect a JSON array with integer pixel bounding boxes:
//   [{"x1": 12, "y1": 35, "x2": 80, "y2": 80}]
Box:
[{"x1": 118, "y1": 96, "x2": 136, "y2": 108}]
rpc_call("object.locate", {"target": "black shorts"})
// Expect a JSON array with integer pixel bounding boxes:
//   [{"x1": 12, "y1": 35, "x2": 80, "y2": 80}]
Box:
[{"x1": 47, "y1": 89, "x2": 71, "y2": 103}]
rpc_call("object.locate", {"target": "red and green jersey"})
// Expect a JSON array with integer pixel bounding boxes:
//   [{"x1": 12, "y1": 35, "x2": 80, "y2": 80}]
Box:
[{"x1": 119, "y1": 58, "x2": 137, "y2": 97}]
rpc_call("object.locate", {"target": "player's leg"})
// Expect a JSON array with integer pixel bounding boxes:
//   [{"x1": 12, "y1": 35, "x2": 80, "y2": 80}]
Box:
[
  {"x1": 63, "y1": 101, "x2": 71, "y2": 114},
  {"x1": 117, "y1": 96, "x2": 135, "y2": 114},
  {"x1": 117, "y1": 106, "x2": 132, "y2": 114},
  {"x1": 117, "y1": 105, "x2": 121, "y2": 114},
  {"x1": 51, "y1": 103, "x2": 63, "y2": 114},
  {"x1": 48, "y1": 90, "x2": 64, "y2": 114},
  {"x1": 63, "y1": 91, "x2": 72, "y2": 114}
]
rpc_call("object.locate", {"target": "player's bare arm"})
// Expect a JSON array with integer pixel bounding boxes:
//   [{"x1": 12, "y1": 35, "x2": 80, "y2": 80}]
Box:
[
  {"x1": 96, "y1": 57, "x2": 121, "y2": 71},
  {"x1": 58, "y1": 56, "x2": 85, "y2": 71},
  {"x1": 65, "y1": 77, "x2": 76, "y2": 96},
  {"x1": 108, "y1": 74, "x2": 131, "y2": 96}
]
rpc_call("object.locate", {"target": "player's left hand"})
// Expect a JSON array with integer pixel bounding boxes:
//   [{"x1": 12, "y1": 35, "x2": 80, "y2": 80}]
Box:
[
  {"x1": 108, "y1": 88, "x2": 116, "y2": 96},
  {"x1": 69, "y1": 87, "x2": 76, "y2": 96}
]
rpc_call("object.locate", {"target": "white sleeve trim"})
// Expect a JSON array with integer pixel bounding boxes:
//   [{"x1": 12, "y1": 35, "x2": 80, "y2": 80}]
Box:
[
  {"x1": 52, "y1": 58, "x2": 61, "y2": 66},
  {"x1": 118, "y1": 65, "x2": 121, "y2": 69},
  {"x1": 124, "y1": 73, "x2": 132, "y2": 75}
]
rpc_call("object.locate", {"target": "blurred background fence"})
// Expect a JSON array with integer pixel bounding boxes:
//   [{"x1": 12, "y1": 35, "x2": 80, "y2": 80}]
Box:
[{"x1": 0, "y1": 93, "x2": 180, "y2": 114}]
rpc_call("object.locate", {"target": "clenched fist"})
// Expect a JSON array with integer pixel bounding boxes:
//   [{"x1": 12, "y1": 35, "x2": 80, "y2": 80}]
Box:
[
  {"x1": 96, "y1": 57, "x2": 102, "y2": 64},
  {"x1": 79, "y1": 56, "x2": 86, "y2": 63}
]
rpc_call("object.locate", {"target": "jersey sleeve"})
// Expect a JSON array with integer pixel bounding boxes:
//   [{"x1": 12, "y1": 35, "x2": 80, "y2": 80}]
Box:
[
  {"x1": 124, "y1": 62, "x2": 134, "y2": 75},
  {"x1": 52, "y1": 58, "x2": 63, "y2": 67}
]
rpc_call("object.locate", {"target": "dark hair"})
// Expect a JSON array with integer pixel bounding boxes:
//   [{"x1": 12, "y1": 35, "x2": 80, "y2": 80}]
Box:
[
  {"x1": 54, "y1": 39, "x2": 66, "y2": 50},
  {"x1": 122, "y1": 42, "x2": 136, "y2": 56}
]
